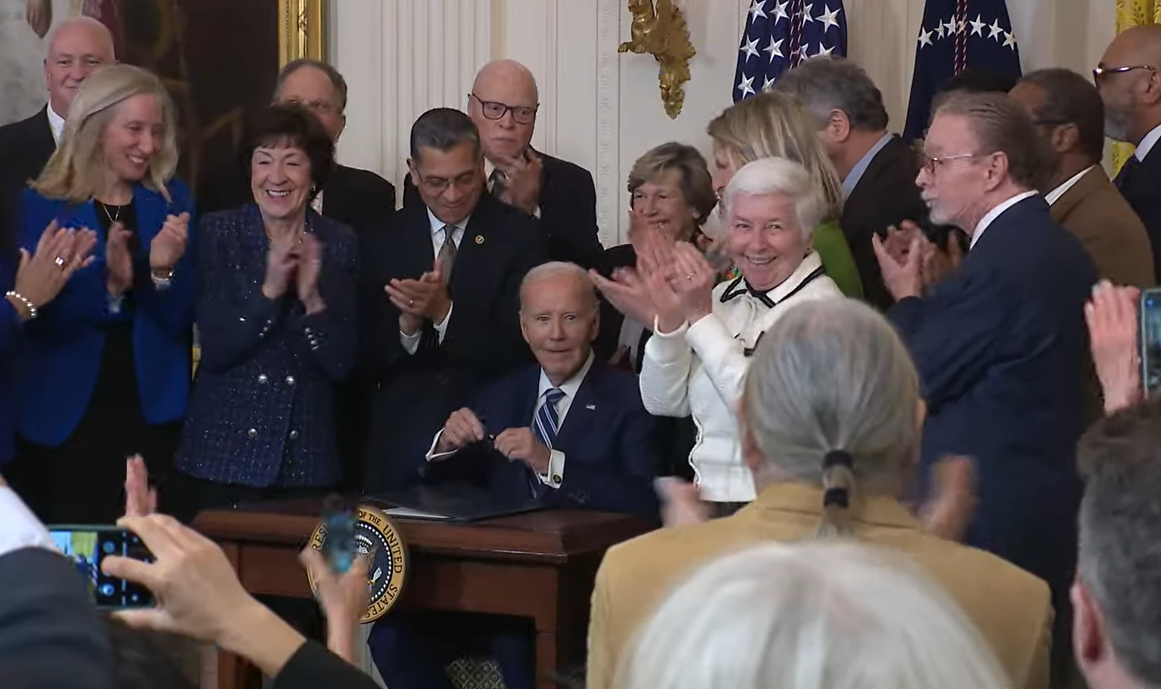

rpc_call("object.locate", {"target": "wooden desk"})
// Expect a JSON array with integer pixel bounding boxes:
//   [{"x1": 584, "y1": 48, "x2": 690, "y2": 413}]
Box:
[{"x1": 194, "y1": 499, "x2": 651, "y2": 689}]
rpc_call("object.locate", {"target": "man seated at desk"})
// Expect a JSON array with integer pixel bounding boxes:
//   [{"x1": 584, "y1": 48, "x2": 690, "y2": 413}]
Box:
[{"x1": 368, "y1": 261, "x2": 659, "y2": 689}]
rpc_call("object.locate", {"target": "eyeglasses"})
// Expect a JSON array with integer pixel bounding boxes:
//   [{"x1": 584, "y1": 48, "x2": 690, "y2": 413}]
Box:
[
  {"x1": 918, "y1": 152, "x2": 983, "y2": 175},
  {"x1": 469, "y1": 93, "x2": 537, "y2": 124},
  {"x1": 1093, "y1": 64, "x2": 1156, "y2": 83}
]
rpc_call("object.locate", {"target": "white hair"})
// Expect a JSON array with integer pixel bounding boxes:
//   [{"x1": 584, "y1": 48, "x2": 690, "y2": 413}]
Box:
[
  {"x1": 46, "y1": 17, "x2": 116, "y2": 59},
  {"x1": 721, "y1": 157, "x2": 825, "y2": 239},
  {"x1": 519, "y1": 261, "x2": 596, "y2": 311},
  {"x1": 618, "y1": 542, "x2": 1012, "y2": 689}
]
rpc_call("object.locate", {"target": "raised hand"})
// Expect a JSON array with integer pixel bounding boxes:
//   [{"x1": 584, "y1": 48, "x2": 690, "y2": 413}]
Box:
[
  {"x1": 917, "y1": 455, "x2": 977, "y2": 542},
  {"x1": 872, "y1": 231, "x2": 923, "y2": 302},
  {"x1": 494, "y1": 150, "x2": 543, "y2": 216},
  {"x1": 1086, "y1": 281, "x2": 1142, "y2": 414},
  {"x1": 149, "y1": 212, "x2": 190, "y2": 278},
  {"x1": 494, "y1": 427, "x2": 551, "y2": 475},
  {"x1": 637, "y1": 231, "x2": 684, "y2": 333},
  {"x1": 295, "y1": 233, "x2": 326, "y2": 314},
  {"x1": 669, "y1": 241, "x2": 716, "y2": 325},
  {"x1": 298, "y1": 547, "x2": 370, "y2": 663},
  {"x1": 386, "y1": 257, "x2": 451, "y2": 323},
  {"x1": 123, "y1": 454, "x2": 157, "y2": 518},
  {"x1": 106, "y1": 222, "x2": 135, "y2": 298},
  {"x1": 435, "y1": 408, "x2": 486, "y2": 453},
  {"x1": 589, "y1": 266, "x2": 655, "y2": 327},
  {"x1": 10, "y1": 221, "x2": 98, "y2": 318},
  {"x1": 262, "y1": 237, "x2": 299, "y2": 300}
]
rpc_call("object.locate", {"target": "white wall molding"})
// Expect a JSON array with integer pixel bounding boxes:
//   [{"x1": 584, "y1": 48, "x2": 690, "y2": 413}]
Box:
[{"x1": 596, "y1": 0, "x2": 623, "y2": 246}]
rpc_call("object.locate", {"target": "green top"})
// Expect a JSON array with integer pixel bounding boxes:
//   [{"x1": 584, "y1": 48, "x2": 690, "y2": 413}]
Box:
[{"x1": 812, "y1": 220, "x2": 863, "y2": 299}]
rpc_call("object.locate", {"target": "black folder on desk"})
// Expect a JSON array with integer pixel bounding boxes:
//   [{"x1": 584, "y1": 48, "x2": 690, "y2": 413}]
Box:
[{"x1": 367, "y1": 483, "x2": 546, "y2": 522}]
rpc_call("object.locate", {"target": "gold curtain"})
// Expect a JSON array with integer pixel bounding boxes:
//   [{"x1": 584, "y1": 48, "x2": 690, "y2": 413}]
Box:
[{"x1": 1113, "y1": 0, "x2": 1161, "y2": 171}]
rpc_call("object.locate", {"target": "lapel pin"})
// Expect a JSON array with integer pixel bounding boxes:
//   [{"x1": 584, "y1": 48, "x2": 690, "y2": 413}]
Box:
[
  {"x1": 474, "y1": 234, "x2": 484, "y2": 245},
  {"x1": 585, "y1": 404, "x2": 596, "y2": 410}
]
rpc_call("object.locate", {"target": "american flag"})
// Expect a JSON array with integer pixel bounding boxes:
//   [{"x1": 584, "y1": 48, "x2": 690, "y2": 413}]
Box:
[
  {"x1": 903, "y1": 0, "x2": 1022, "y2": 141},
  {"x1": 733, "y1": 0, "x2": 848, "y2": 102}
]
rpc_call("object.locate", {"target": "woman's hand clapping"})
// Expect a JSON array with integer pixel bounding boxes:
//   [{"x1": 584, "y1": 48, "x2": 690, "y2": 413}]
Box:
[
  {"x1": 11, "y1": 220, "x2": 98, "y2": 318},
  {"x1": 295, "y1": 234, "x2": 326, "y2": 314},
  {"x1": 106, "y1": 222, "x2": 134, "y2": 297},
  {"x1": 149, "y1": 212, "x2": 190, "y2": 277}
]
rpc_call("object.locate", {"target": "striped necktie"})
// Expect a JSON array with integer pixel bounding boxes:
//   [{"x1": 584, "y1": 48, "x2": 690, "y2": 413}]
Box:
[
  {"x1": 528, "y1": 388, "x2": 564, "y2": 497},
  {"x1": 438, "y1": 225, "x2": 457, "y2": 279}
]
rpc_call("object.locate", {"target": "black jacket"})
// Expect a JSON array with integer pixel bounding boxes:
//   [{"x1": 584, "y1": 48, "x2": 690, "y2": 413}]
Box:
[{"x1": 0, "y1": 108, "x2": 55, "y2": 258}]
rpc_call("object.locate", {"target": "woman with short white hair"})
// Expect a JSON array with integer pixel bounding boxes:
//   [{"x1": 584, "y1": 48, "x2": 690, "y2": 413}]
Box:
[
  {"x1": 636, "y1": 157, "x2": 842, "y2": 513},
  {"x1": 618, "y1": 541, "x2": 1013, "y2": 689}
]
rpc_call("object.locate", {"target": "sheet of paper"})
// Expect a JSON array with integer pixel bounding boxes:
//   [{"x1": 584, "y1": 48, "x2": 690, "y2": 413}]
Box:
[{"x1": 383, "y1": 506, "x2": 454, "y2": 521}]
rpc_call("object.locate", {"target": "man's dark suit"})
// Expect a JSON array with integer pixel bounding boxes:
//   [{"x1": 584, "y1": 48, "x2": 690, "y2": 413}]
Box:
[
  {"x1": 359, "y1": 193, "x2": 548, "y2": 492},
  {"x1": 403, "y1": 152, "x2": 604, "y2": 269},
  {"x1": 423, "y1": 360, "x2": 660, "y2": 517},
  {"x1": 841, "y1": 135, "x2": 928, "y2": 311},
  {"x1": 0, "y1": 108, "x2": 55, "y2": 259},
  {"x1": 889, "y1": 195, "x2": 1095, "y2": 678},
  {"x1": 0, "y1": 547, "x2": 111, "y2": 688},
  {"x1": 1114, "y1": 151, "x2": 1161, "y2": 280}
]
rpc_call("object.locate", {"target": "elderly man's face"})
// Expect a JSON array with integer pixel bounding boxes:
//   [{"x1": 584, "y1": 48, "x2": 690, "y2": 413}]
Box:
[
  {"x1": 520, "y1": 274, "x2": 598, "y2": 384},
  {"x1": 727, "y1": 191, "x2": 810, "y2": 292},
  {"x1": 44, "y1": 21, "x2": 114, "y2": 116},
  {"x1": 1096, "y1": 33, "x2": 1157, "y2": 143},
  {"x1": 469, "y1": 70, "x2": 538, "y2": 162},
  {"x1": 276, "y1": 66, "x2": 346, "y2": 142},
  {"x1": 916, "y1": 112, "x2": 991, "y2": 229}
]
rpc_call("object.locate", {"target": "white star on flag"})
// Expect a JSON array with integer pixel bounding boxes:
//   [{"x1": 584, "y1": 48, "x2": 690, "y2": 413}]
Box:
[
  {"x1": 771, "y1": 0, "x2": 789, "y2": 23},
  {"x1": 740, "y1": 36, "x2": 760, "y2": 60},
  {"x1": 761, "y1": 75, "x2": 777, "y2": 91},
  {"x1": 988, "y1": 20, "x2": 1004, "y2": 40},
  {"x1": 970, "y1": 15, "x2": 986, "y2": 36},
  {"x1": 763, "y1": 37, "x2": 784, "y2": 59},
  {"x1": 819, "y1": 6, "x2": 841, "y2": 32},
  {"x1": 1003, "y1": 31, "x2": 1017, "y2": 49},
  {"x1": 749, "y1": 0, "x2": 767, "y2": 20},
  {"x1": 737, "y1": 74, "x2": 756, "y2": 98},
  {"x1": 802, "y1": 3, "x2": 814, "y2": 22},
  {"x1": 918, "y1": 28, "x2": 933, "y2": 48},
  {"x1": 817, "y1": 44, "x2": 835, "y2": 57}
]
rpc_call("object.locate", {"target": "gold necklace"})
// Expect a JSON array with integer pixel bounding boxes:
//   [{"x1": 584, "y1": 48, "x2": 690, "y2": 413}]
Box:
[{"x1": 98, "y1": 201, "x2": 123, "y2": 226}]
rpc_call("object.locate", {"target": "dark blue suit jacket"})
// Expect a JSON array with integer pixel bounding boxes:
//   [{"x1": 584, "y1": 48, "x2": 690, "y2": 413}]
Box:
[
  {"x1": 17, "y1": 182, "x2": 197, "y2": 447},
  {"x1": 890, "y1": 196, "x2": 1096, "y2": 591},
  {"x1": 175, "y1": 205, "x2": 357, "y2": 488},
  {"x1": 1114, "y1": 152, "x2": 1161, "y2": 280},
  {"x1": 423, "y1": 361, "x2": 660, "y2": 517}
]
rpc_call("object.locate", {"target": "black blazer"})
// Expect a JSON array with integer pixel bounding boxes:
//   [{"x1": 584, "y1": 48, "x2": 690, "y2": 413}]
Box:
[
  {"x1": 269, "y1": 640, "x2": 382, "y2": 689},
  {"x1": 841, "y1": 135, "x2": 929, "y2": 311},
  {"x1": 322, "y1": 164, "x2": 396, "y2": 232},
  {"x1": 890, "y1": 196, "x2": 1096, "y2": 596},
  {"x1": 402, "y1": 151, "x2": 604, "y2": 269},
  {"x1": 0, "y1": 547, "x2": 111, "y2": 688},
  {"x1": 0, "y1": 108, "x2": 55, "y2": 258},
  {"x1": 1114, "y1": 151, "x2": 1161, "y2": 280},
  {"x1": 359, "y1": 192, "x2": 548, "y2": 491}
]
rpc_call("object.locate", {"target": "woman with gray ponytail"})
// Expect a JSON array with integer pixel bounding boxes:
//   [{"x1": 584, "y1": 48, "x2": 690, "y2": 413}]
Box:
[{"x1": 590, "y1": 299, "x2": 1054, "y2": 689}]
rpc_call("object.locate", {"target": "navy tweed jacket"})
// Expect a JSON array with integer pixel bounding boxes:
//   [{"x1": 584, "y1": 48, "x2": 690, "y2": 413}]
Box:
[{"x1": 174, "y1": 204, "x2": 358, "y2": 488}]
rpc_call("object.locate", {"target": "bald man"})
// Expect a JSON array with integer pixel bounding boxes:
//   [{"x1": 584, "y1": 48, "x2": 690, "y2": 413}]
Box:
[
  {"x1": 402, "y1": 60, "x2": 605, "y2": 269},
  {"x1": 1099, "y1": 26, "x2": 1161, "y2": 280},
  {"x1": 0, "y1": 17, "x2": 114, "y2": 255}
]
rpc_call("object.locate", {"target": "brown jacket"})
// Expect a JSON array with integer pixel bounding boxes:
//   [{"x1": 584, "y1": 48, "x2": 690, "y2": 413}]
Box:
[
  {"x1": 587, "y1": 483, "x2": 1052, "y2": 689},
  {"x1": 1051, "y1": 165, "x2": 1155, "y2": 287}
]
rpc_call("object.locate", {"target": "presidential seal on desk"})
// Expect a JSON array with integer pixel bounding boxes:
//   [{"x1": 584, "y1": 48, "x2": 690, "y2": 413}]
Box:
[{"x1": 307, "y1": 504, "x2": 408, "y2": 623}]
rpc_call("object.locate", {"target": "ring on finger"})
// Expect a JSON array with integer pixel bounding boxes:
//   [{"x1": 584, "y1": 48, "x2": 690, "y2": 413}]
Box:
[
  {"x1": 685, "y1": 272, "x2": 695, "y2": 280},
  {"x1": 54, "y1": 256, "x2": 65, "y2": 268},
  {"x1": 408, "y1": 298, "x2": 414, "y2": 306}
]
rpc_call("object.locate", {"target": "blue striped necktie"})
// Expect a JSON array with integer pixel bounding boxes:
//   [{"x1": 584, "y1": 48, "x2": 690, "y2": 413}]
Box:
[{"x1": 528, "y1": 388, "x2": 564, "y2": 496}]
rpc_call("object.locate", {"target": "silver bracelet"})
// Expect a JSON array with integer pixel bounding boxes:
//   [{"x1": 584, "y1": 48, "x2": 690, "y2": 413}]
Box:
[{"x1": 5, "y1": 291, "x2": 36, "y2": 319}]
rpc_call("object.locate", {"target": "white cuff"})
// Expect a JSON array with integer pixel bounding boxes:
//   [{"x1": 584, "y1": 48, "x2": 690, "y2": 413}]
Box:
[
  {"x1": 433, "y1": 301, "x2": 454, "y2": 343},
  {"x1": 400, "y1": 328, "x2": 421, "y2": 355},
  {"x1": 537, "y1": 450, "x2": 565, "y2": 489},
  {"x1": 646, "y1": 316, "x2": 691, "y2": 361},
  {"x1": 0, "y1": 487, "x2": 55, "y2": 557},
  {"x1": 108, "y1": 294, "x2": 124, "y2": 315},
  {"x1": 425, "y1": 429, "x2": 458, "y2": 462},
  {"x1": 532, "y1": 205, "x2": 542, "y2": 219}
]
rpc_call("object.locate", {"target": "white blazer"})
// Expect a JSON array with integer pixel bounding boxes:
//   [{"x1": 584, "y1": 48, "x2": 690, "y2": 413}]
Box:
[{"x1": 639, "y1": 252, "x2": 843, "y2": 502}]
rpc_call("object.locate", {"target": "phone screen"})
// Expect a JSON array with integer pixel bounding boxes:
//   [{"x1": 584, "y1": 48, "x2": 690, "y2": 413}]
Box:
[
  {"x1": 321, "y1": 504, "x2": 357, "y2": 574},
  {"x1": 49, "y1": 527, "x2": 155, "y2": 609},
  {"x1": 1141, "y1": 289, "x2": 1161, "y2": 394}
]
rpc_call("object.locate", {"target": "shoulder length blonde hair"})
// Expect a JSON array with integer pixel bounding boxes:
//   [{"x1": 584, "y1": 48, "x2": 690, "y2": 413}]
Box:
[
  {"x1": 707, "y1": 91, "x2": 844, "y2": 224},
  {"x1": 33, "y1": 64, "x2": 179, "y2": 203}
]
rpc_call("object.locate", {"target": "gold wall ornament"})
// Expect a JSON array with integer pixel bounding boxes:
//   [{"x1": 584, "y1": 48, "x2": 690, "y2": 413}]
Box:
[
  {"x1": 278, "y1": 0, "x2": 328, "y2": 66},
  {"x1": 618, "y1": 0, "x2": 696, "y2": 119}
]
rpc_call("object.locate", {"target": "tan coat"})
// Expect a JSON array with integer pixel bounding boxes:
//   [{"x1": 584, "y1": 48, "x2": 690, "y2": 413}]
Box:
[
  {"x1": 587, "y1": 483, "x2": 1052, "y2": 689},
  {"x1": 1051, "y1": 165, "x2": 1155, "y2": 287}
]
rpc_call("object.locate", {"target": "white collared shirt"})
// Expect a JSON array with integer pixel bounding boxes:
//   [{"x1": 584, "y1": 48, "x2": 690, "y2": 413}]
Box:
[
  {"x1": 46, "y1": 105, "x2": 65, "y2": 144},
  {"x1": 426, "y1": 353, "x2": 596, "y2": 489},
  {"x1": 311, "y1": 190, "x2": 324, "y2": 215},
  {"x1": 1045, "y1": 166, "x2": 1095, "y2": 206},
  {"x1": 0, "y1": 487, "x2": 55, "y2": 558},
  {"x1": 969, "y1": 191, "x2": 1038, "y2": 250},
  {"x1": 399, "y1": 207, "x2": 469, "y2": 354},
  {"x1": 1136, "y1": 123, "x2": 1161, "y2": 162}
]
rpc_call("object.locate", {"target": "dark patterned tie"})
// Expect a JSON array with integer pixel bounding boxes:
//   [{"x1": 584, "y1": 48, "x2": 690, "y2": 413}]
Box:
[
  {"x1": 488, "y1": 168, "x2": 507, "y2": 198},
  {"x1": 437, "y1": 225, "x2": 456, "y2": 280}
]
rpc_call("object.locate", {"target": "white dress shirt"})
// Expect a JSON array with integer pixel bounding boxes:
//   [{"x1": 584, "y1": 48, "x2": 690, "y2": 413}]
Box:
[
  {"x1": 426, "y1": 353, "x2": 595, "y2": 489},
  {"x1": 46, "y1": 105, "x2": 65, "y2": 144},
  {"x1": 1135, "y1": 122, "x2": 1161, "y2": 162},
  {"x1": 969, "y1": 191, "x2": 1039, "y2": 250},
  {"x1": 1044, "y1": 166, "x2": 1095, "y2": 206},
  {"x1": 0, "y1": 487, "x2": 55, "y2": 558},
  {"x1": 399, "y1": 207, "x2": 468, "y2": 355}
]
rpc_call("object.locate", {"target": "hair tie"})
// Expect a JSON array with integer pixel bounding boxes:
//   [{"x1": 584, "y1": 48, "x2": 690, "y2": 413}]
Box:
[
  {"x1": 823, "y1": 487, "x2": 850, "y2": 508},
  {"x1": 823, "y1": 450, "x2": 853, "y2": 470}
]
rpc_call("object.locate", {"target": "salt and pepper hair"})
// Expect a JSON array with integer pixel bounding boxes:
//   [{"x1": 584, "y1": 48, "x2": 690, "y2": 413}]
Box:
[
  {"x1": 721, "y1": 158, "x2": 825, "y2": 241},
  {"x1": 519, "y1": 261, "x2": 598, "y2": 313},
  {"x1": 707, "y1": 91, "x2": 845, "y2": 225},
  {"x1": 932, "y1": 91, "x2": 1051, "y2": 191},
  {"x1": 742, "y1": 299, "x2": 921, "y2": 536},
  {"x1": 1076, "y1": 400, "x2": 1161, "y2": 686},
  {"x1": 619, "y1": 542, "x2": 1011, "y2": 689},
  {"x1": 774, "y1": 56, "x2": 890, "y2": 133},
  {"x1": 34, "y1": 64, "x2": 179, "y2": 203}
]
